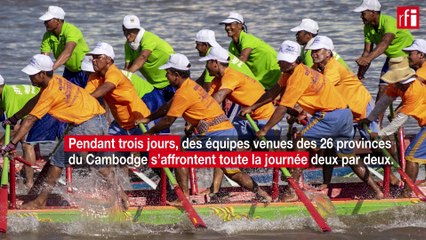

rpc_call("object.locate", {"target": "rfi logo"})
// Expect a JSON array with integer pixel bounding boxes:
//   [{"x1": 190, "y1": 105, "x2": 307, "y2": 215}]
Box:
[{"x1": 397, "y1": 6, "x2": 420, "y2": 29}]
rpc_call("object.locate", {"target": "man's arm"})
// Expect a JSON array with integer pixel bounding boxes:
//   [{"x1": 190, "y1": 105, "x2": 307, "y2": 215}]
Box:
[
  {"x1": 356, "y1": 42, "x2": 373, "y2": 79},
  {"x1": 146, "y1": 116, "x2": 176, "y2": 134},
  {"x1": 90, "y1": 82, "x2": 116, "y2": 99},
  {"x1": 257, "y1": 105, "x2": 287, "y2": 138},
  {"x1": 239, "y1": 48, "x2": 252, "y2": 62},
  {"x1": 240, "y1": 83, "x2": 283, "y2": 116},
  {"x1": 356, "y1": 33, "x2": 395, "y2": 68},
  {"x1": 12, "y1": 93, "x2": 41, "y2": 119},
  {"x1": 137, "y1": 100, "x2": 172, "y2": 125},
  {"x1": 212, "y1": 88, "x2": 231, "y2": 105},
  {"x1": 127, "y1": 50, "x2": 152, "y2": 73},
  {"x1": 10, "y1": 115, "x2": 38, "y2": 144},
  {"x1": 52, "y1": 42, "x2": 77, "y2": 71}
]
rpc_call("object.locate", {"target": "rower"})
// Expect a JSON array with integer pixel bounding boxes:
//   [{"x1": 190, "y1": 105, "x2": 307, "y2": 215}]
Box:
[
  {"x1": 1, "y1": 54, "x2": 110, "y2": 209},
  {"x1": 219, "y1": 12, "x2": 281, "y2": 90},
  {"x1": 0, "y1": 75, "x2": 66, "y2": 189},
  {"x1": 360, "y1": 58, "x2": 426, "y2": 197},
  {"x1": 403, "y1": 39, "x2": 426, "y2": 83},
  {"x1": 39, "y1": 6, "x2": 90, "y2": 88},
  {"x1": 136, "y1": 54, "x2": 272, "y2": 204},
  {"x1": 353, "y1": 0, "x2": 413, "y2": 128},
  {"x1": 122, "y1": 15, "x2": 176, "y2": 102},
  {"x1": 240, "y1": 40, "x2": 384, "y2": 200},
  {"x1": 198, "y1": 46, "x2": 282, "y2": 198},
  {"x1": 307, "y1": 35, "x2": 401, "y2": 188}
]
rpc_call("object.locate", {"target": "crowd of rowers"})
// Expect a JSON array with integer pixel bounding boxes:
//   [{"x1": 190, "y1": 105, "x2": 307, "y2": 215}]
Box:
[{"x1": 0, "y1": 0, "x2": 425, "y2": 209}]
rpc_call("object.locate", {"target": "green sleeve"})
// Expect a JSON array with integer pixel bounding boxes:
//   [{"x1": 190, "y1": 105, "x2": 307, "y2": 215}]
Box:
[
  {"x1": 40, "y1": 32, "x2": 51, "y2": 53},
  {"x1": 303, "y1": 50, "x2": 314, "y2": 67},
  {"x1": 382, "y1": 17, "x2": 397, "y2": 34}
]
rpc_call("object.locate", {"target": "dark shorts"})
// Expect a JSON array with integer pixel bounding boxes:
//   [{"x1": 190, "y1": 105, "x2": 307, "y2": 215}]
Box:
[
  {"x1": 25, "y1": 114, "x2": 67, "y2": 144},
  {"x1": 142, "y1": 88, "x2": 170, "y2": 133},
  {"x1": 63, "y1": 68, "x2": 89, "y2": 88}
]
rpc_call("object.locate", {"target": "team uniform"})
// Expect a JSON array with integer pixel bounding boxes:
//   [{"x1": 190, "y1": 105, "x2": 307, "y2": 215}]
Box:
[
  {"x1": 363, "y1": 14, "x2": 413, "y2": 85},
  {"x1": 29, "y1": 75, "x2": 106, "y2": 168},
  {"x1": 386, "y1": 80, "x2": 426, "y2": 164},
  {"x1": 278, "y1": 64, "x2": 353, "y2": 157},
  {"x1": 319, "y1": 57, "x2": 378, "y2": 138},
  {"x1": 85, "y1": 64, "x2": 151, "y2": 135},
  {"x1": 41, "y1": 21, "x2": 90, "y2": 88},
  {"x1": 415, "y1": 62, "x2": 426, "y2": 83},
  {"x1": 1, "y1": 84, "x2": 66, "y2": 143},
  {"x1": 208, "y1": 68, "x2": 281, "y2": 140},
  {"x1": 124, "y1": 31, "x2": 175, "y2": 101},
  {"x1": 228, "y1": 31, "x2": 281, "y2": 90}
]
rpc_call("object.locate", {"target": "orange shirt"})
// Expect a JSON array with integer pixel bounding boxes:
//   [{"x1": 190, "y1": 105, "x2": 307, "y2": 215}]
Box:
[
  {"x1": 278, "y1": 64, "x2": 347, "y2": 115},
  {"x1": 320, "y1": 57, "x2": 372, "y2": 121},
  {"x1": 386, "y1": 80, "x2": 426, "y2": 127},
  {"x1": 30, "y1": 74, "x2": 105, "y2": 124},
  {"x1": 168, "y1": 78, "x2": 233, "y2": 132},
  {"x1": 85, "y1": 64, "x2": 150, "y2": 130},
  {"x1": 208, "y1": 68, "x2": 275, "y2": 120},
  {"x1": 416, "y1": 62, "x2": 426, "y2": 83}
]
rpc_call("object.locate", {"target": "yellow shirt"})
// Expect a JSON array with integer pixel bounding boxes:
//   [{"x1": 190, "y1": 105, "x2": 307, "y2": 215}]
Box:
[
  {"x1": 320, "y1": 58, "x2": 372, "y2": 121},
  {"x1": 278, "y1": 64, "x2": 347, "y2": 115},
  {"x1": 85, "y1": 64, "x2": 150, "y2": 129},
  {"x1": 168, "y1": 78, "x2": 233, "y2": 132},
  {"x1": 386, "y1": 80, "x2": 426, "y2": 127},
  {"x1": 30, "y1": 74, "x2": 105, "y2": 124},
  {"x1": 209, "y1": 68, "x2": 275, "y2": 120},
  {"x1": 416, "y1": 62, "x2": 426, "y2": 83}
]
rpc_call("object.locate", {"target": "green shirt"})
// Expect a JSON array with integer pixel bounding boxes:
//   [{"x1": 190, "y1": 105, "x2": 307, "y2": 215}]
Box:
[
  {"x1": 228, "y1": 31, "x2": 281, "y2": 89},
  {"x1": 1, "y1": 85, "x2": 40, "y2": 118},
  {"x1": 303, "y1": 38, "x2": 351, "y2": 71},
  {"x1": 124, "y1": 31, "x2": 174, "y2": 89},
  {"x1": 364, "y1": 14, "x2": 413, "y2": 58},
  {"x1": 40, "y1": 22, "x2": 89, "y2": 72},
  {"x1": 120, "y1": 70, "x2": 154, "y2": 98},
  {"x1": 204, "y1": 50, "x2": 256, "y2": 84}
]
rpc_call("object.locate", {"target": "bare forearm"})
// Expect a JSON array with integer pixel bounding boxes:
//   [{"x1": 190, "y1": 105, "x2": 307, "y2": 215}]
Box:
[
  {"x1": 11, "y1": 115, "x2": 37, "y2": 144},
  {"x1": 146, "y1": 116, "x2": 175, "y2": 134},
  {"x1": 262, "y1": 105, "x2": 286, "y2": 132}
]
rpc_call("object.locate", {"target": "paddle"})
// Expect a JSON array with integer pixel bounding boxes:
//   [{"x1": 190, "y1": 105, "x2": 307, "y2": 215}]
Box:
[
  {"x1": 0, "y1": 124, "x2": 11, "y2": 233},
  {"x1": 362, "y1": 124, "x2": 426, "y2": 201},
  {"x1": 138, "y1": 123, "x2": 207, "y2": 228},
  {"x1": 245, "y1": 114, "x2": 332, "y2": 232}
]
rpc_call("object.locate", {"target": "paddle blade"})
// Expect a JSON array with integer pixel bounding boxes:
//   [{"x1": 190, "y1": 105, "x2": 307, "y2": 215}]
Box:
[
  {"x1": 287, "y1": 177, "x2": 332, "y2": 232},
  {"x1": 0, "y1": 187, "x2": 8, "y2": 233},
  {"x1": 173, "y1": 184, "x2": 207, "y2": 228}
]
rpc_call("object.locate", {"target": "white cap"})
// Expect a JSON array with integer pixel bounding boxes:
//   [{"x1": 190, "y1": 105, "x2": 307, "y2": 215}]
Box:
[
  {"x1": 353, "y1": 0, "x2": 381, "y2": 12},
  {"x1": 81, "y1": 56, "x2": 95, "y2": 72},
  {"x1": 87, "y1": 42, "x2": 115, "y2": 60},
  {"x1": 195, "y1": 29, "x2": 221, "y2": 48},
  {"x1": 277, "y1": 40, "x2": 301, "y2": 63},
  {"x1": 290, "y1": 19, "x2": 319, "y2": 34},
  {"x1": 199, "y1": 46, "x2": 230, "y2": 63},
  {"x1": 0, "y1": 74, "x2": 4, "y2": 85},
  {"x1": 403, "y1": 39, "x2": 426, "y2": 54},
  {"x1": 220, "y1": 12, "x2": 244, "y2": 24},
  {"x1": 306, "y1": 36, "x2": 334, "y2": 51},
  {"x1": 39, "y1": 6, "x2": 66, "y2": 21},
  {"x1": 159, "y1": 54, "x2": 191, "y2": 71},
  {"x1": 123, "y1": 15, "x2": 141, "y2": 30},
  {"x1": 21, "y1": 54, "x2": 54, "y2": 75}
]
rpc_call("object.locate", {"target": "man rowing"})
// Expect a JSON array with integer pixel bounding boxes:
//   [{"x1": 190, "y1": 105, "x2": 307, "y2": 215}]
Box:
[
  {"x1": 240, "y1": 40, "x2": 384, "y2": 200},
  {"x1": 360, "y1": 58, "x2": 426, "y2": 197},
  {"x1": 220, "y1": 12, "x2": 281, "y2": 90},
  {"x1": 353, "y1": 0, "x2": 413, "y2": 127},
  {"x1": 403, "y1": 39, "x2": 426, "y2": 83},
  {"x1": 1, "y1": 54, "x2": 110, "y2": 209},
  {"x1": 136, "y1": 53, "x2": 271, "y2": 204},
  {"x1": 39, "y1": 6, "x2": 90, "y2": 88},
  {"x1": 122, "y1": 15, "x2": 176, "y2": 102}
]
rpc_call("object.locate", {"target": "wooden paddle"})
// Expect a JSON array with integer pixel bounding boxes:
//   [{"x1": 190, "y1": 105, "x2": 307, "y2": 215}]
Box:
[
  {"x1": 245, "y1": 115, "x2": 332, "y2": 232},
  {"x1": 0, "y1": 124, "x2": 11, "y2": 233},
  {"x1": 362, "y1": 124, "x2": 426, "y2": 201},
  {"x1": 138, "y1": 123, "x2": 207, "y2": 228}
]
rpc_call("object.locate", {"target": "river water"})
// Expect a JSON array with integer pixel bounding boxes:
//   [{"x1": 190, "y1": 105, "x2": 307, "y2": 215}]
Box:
[{"x1": 1, "y1": 0, "x2": 426, "y2": 239}]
